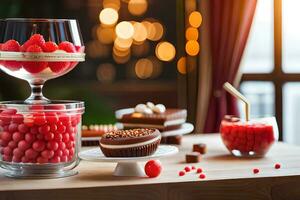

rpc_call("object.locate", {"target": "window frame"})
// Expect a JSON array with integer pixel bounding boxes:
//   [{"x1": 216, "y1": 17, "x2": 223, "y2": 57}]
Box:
[{"x1": 241, "y1": 0, "x2": 293, "y2": 141}]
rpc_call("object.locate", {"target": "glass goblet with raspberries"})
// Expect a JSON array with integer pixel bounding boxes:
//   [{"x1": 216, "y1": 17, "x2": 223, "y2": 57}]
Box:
[{"x1": 0, "y1": 18, "x2": 85, "y2": 104}]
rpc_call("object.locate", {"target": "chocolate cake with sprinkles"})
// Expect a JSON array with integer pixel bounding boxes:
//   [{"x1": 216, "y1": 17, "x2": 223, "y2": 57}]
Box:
[{"x1": 99, "y1": 128, "x2": 161, "y2": 157}]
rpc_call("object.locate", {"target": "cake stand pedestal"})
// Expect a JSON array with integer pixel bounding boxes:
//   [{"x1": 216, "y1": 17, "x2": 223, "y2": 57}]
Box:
[{"x1": 79, "y1": 145, "x2": 178, "y2": 177}]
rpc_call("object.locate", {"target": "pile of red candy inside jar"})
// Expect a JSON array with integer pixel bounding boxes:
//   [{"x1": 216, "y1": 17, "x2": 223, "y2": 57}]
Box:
[
  {"x1": 0, "y1": 106, "x2": 81, "y2": 164},
  {"x1": 220, "y1": 116, "x2": 275, "y2": 156},
  {"x1": 0, "y1": 34, "x2": 84, "y2": 74}
]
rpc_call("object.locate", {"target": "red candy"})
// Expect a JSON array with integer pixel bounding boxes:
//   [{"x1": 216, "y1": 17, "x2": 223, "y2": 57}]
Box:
[
  {"x1": 184, "y1": 166, "x2": 191, "y2": 172},
  {"x1": 0, "y1": 109, "x2": 80, "y2": 164},
  {"x1": 41, "y1": 149, "x2": 54, "y2": 159},
  {"x1": 32, "y1": 140, "x2": 46, "y2": 152},
  {"x1": 220, "y1": 119, "x2": 275, "y2": 156},
  {"x1": 25, "y1": 148, "x2": 39, "y2": 159},
  {"x1": 196, "y1": 168, "x2": 203, "y2": 174},
  {"x1": 275, "y1": 163, "x2": 281, "y2": 169},
  {"x1": 179, "y1": 171, "x2": 185, "y2": 176},
  {"x1": 199, "y1": 174, "x2": 206, "y2": 179},
  {"x1": 144, "y1": 160, "x2": 162, "y2": 178},
  {"x1": 253, "y1": 168, "x2": 260, "y2": 174}
]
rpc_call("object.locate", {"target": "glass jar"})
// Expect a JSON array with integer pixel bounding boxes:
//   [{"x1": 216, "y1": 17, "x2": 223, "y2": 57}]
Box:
[
  {"x1": 0, "y1": 100, "x2": 84, "y2": 178},
  {"x1": 220, "y1": 115, "x2": 278, "y2": 157}
]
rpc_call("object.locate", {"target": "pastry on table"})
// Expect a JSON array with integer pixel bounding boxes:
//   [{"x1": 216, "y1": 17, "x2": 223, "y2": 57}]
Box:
[
  {"x1": 81, "y1": 124, "x2": 118, "y2": 146},
  {"x1": 99, "y1": 128, "x2": 161, "y2": 157},
  {"x1": 115, "y1": 102, "x2": 187, "y2": 132}
]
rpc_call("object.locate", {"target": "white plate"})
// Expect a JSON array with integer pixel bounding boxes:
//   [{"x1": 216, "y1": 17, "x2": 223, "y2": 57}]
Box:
[
  {"x1": 81, "y1": 123, "x2": 194, "y2": 142},
  {"x1": 79, "y1": 145, "x2": 178, "y2": 177},
  {"x1": 79, "y1": 145, "x2": 178, "y2": 163},
  {"x1": 161, "y1": 123, "x2": 194, "y2": 137}
]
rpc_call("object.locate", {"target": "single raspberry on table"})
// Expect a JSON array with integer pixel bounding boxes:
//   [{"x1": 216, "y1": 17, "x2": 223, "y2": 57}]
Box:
[
  {"x1": 21, "y1": 34, "x2": 45, "y2": 52},
  {"x1": 22, "y1": 44, "x2": 48, "y2": 74},
  {"x1": 144, "y1": 160, "x2": 162, "y2": 178},
  {"x1": 199, "y1": 173, "x2": 206, "y2": 179},
  {"x1": 275, "y1": 163, "x2": 281, "y2": 169},
  {"x1": 253, "y1": 168, "x2": 260, "y2": 174},
  {"x1": 179, "y1": 171, "x2": 185, "y2": 176}
]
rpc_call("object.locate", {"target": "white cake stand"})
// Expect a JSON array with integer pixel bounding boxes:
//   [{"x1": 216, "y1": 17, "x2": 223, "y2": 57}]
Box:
[{"x1": 79, "y1": 145, "x2": 178, "y2": 177}]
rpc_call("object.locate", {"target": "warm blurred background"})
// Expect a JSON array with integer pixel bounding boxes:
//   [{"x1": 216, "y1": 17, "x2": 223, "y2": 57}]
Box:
[{"x1": 1, "y1": 0, "x2": 300, "y2": 145}]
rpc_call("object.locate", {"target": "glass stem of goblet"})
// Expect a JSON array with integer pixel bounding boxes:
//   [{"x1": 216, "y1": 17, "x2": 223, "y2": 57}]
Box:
[{"x1": 25, "y1": 83, "x2": 50, "y2": 104}]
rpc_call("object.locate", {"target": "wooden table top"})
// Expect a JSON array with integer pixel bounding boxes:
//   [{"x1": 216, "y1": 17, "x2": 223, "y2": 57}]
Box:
[{"x1": 1, "y1": 134, "x2": 300, "y2": 200}]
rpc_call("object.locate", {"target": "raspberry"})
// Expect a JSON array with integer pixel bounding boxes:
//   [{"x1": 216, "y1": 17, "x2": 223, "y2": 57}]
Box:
[
  {"x1": 275, "y1": 163, "x2": 281, "y2": 169},
  {"x1": 179, "y1": 171, "x2": 185, "y2": 176},
  {"x1": 21, "y1": 34, "x2": 45, "y2": 52},
  {"x1": 184, "y1": 166, "x2": 191, "y2": 172},
  {"x1": 58, "y1": 41, "x2": 76, "y2": 53},
  {"x1": 2, "y1": 40, "x2": 20, "y2": 52},
  {"x1": 2, "y1": 40, "x2": 22, "y2": 71},
  {"x1": 199, "y1": 173, "x2": 206, "y2": 179},
  {"x1": 43, "y1": 41, "x2": 58, "y2": 52},
  {"x1": 22, "y1": 45, "x2": 48, "y2": 74},
  {"x1": 191, "y1": 166, "x2": 196, "y2": 170},
  {"x1": 253, "y1": 168, "x2": 259, "y2": 174},
  {"x1": 196, "y1": 168, "x2": 203, "y2": 174},
  {"x1": 49, "y1": 61, "x2": 70, "y2": 73}
]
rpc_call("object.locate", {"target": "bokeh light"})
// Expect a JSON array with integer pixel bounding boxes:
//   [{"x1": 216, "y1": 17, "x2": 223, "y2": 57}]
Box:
[
  {"x1": 115, "y1": 21, "x2": 134, "y2": 39},
  {"x1": 185, "y1": 27, "x2": 198, "y2": 41},
  {"x1": 189, "y1": 11, "x2": 202, "y2": 28},
  {"x1": 99, "y1": 8, "x2": 119, "y2": 26},
  {"x1": 113, "y1": 51, "x2": 131, "y2": 64},
  {"x1": 149, "y1": 22, "x2": 164, "y2": 41},
  {"x1": 155, "y1": 41, "x2": 176, "y2": 61},
  {"x1": 135, "y1": 58, "x2": 153, "y2": 79},
  {"x1": 142, "y1": 21, "x2": 156, "y2": 40},
  {"x1": 132, "y1": 22, "x2": 148, "y2": 43},
  {"x1": 185, "y1": 40, "x2": 200, "y2": 56},
  {"x1": 177, "y1": 56, "x2": 187, "y2": 74},
  {"x1": 149, "y1": 56, "x2": 162, "y2": 78},
  {"x1": 128, "y1": 0, "x2": 148, "y2": 16},
  {"x1": 97, "y1": 63, "x2": 116, "y2": 83},
  {"x1": 103, "y1": 0, "x2": 121, "y2": 10},
  {"x1": 113, "y1": 46, "x2": 131, "y2": 57},
  {"x1": 114, "y1": 37, "x2": 133, "y2": 50},
  {"x1": 86, "y1": 40, "x2": 111, "y2": 58},
  {"x1": 132, "y1": 40, "x2": 150, "y2": 57},
  {"x1": 97, "y1": 26, "x2": 115, "y2": 44}
]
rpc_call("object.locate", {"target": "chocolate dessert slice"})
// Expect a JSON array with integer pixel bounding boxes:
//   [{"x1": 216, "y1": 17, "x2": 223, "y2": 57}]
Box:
[
  {"x1": 116, "y1": 108, "x2": 187, "y2": 131},
  {"x1": 99, "y1": 128, "x2": 161, "y2": 157}
]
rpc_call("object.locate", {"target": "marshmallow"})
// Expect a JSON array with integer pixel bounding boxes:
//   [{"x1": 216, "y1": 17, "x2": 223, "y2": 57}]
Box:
[
  {"x1": 153, "y1": 104, "x2": 166, "y2": 113},
  {"x1": 135, "y1": 104, "x2": 147, "y2": 113},
  {"x1": 146, "y1": 102, "x2": 155, "y2": 110}
]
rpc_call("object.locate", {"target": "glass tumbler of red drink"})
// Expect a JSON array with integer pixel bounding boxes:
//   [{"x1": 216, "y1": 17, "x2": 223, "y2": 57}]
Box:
[{"x1": 220, "y1": 115, "x2": 278, "y2": 157}]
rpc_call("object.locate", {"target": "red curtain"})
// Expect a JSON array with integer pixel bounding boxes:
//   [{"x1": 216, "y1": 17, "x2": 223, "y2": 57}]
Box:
[{"x1": 203, "y1": 0, "x2": 257, "y2": 133}]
